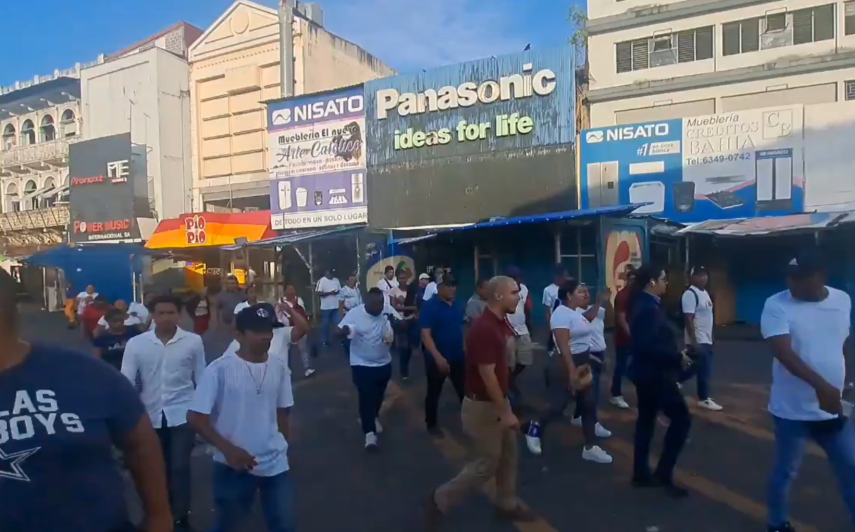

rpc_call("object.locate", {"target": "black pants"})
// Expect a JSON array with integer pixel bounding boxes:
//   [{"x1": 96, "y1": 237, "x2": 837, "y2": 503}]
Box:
[
  {"x1": 633, "y1": 377, "x2": 692, "y2": 483},
  {"x1": 424, "y1": 358, "x2": 465, "y2": 429},
  {"x1": 351, "y1": 364, "x2": 392, "y2": 434},
  {"x1": 156, "y1": 421, "x2": 196, "y2": 521}
]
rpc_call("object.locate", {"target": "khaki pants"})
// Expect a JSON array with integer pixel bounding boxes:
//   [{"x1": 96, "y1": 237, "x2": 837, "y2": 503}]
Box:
[{"x1": 434, "y1": 398, "x2": 518, "y2": 513}]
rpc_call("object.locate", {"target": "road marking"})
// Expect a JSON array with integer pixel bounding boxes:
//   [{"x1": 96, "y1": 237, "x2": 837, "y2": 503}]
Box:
[
  {"x1": 387, "y1": 382, "x2": 559, "y2": 532},
  {"x1": 600, "y1": 438, "x2": 822, "y2": 532}
]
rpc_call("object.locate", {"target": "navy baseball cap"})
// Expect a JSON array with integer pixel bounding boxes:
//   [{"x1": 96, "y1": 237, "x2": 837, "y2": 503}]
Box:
[
  {"x1": 787, "y1": 250, "x2": 826, "y2": 278},
  {"x1": 236, "y1": 303, "x2": 284, "y2": 333},
  {"x1": 689, "y1": 265, "x2": 708, "y2": 276}
]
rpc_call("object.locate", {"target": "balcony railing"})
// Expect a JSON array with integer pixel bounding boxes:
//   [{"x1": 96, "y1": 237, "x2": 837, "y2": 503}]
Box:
[
  {"x1": 0, "y1": 138, "x2": 73, "y2": 168},
  {"x1": 0, "y1": 205, "x2": 70, "y2": 231}
]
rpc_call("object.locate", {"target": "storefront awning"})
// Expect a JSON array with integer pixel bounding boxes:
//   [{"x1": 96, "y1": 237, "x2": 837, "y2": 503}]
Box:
[
  {"x1": 678, "y1": 211, "x2": 855, "y2": 237},
  {"x1": 389, "y1": 204, "x2": 643, "y2": 244},
  {"x1": 145, "y1": 211, "x2": 277, "y2": 250},
  {"x1": 221, "y1": 225, "x2": 365, "y2": 250}
]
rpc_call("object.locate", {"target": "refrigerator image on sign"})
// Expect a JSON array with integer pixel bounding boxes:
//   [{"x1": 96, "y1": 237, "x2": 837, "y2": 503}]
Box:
[
  {"x1": 756, "y1": 149, "x2": 793, "y2": 212},
  {"x1": 586, "y1": 161, "x2": 620, "y2": 208},
  {"x1": 277, "y1": 180, "x2": 292, "y2": 210}
]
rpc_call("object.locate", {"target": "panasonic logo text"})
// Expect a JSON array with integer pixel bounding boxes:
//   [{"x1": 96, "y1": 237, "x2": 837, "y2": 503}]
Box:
[{"x1": 603, "y1": 123, "x2": 670, "y2": 142}]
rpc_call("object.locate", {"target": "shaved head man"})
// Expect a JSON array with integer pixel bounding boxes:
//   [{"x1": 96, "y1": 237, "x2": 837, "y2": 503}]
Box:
[{"x1": 427, "y1": 276, "x2": 534, "y2": 529}]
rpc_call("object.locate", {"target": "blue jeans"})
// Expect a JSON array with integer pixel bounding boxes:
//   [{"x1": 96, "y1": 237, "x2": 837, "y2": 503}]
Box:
[
  {"x1": 768, "y1": 416, "x2": 855, "y2": 528},
  {"x1": 212, "y1": 464, "x2": 295, "y2": 532},
  {"x1": 318, "y1": 308, "x2": 339, "y2": 346},
  {"x1": 695, "y1": 344, "x2": 714, "y2": 401},
  {"x1": 610, "y1": 345, "x2": 632, "y2": 397}
]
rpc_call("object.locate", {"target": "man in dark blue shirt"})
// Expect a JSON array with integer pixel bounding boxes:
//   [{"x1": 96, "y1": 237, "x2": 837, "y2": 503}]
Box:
[
  {"x1": 420, "y1": 275, "x2": 466, "y2": 436},
  {"x1": 93, "y1": 308, "x2": 143, "y2": 371},
  {"x1": 0, "y1": 269, "x2": 172, "y2": 532}
]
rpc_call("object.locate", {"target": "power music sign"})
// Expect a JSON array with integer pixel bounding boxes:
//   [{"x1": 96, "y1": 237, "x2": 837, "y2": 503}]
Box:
[{"x1": 376, "y1": 64, "x2": 556, "y2": 151}]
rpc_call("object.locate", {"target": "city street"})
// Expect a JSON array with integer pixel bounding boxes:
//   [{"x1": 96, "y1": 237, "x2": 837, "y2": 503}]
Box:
[{"x1": 24, "y1": 310, "x2": 851, "y2": 532}]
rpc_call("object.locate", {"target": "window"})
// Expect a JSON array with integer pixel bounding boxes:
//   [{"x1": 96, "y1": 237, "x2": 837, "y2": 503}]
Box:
[
  {"x1": 724, "y1": 5, "x2": 834, "y2": 56},
  {"x1": 845, "y1": 1, "x2": 855, "y2": 35},
  {"x1": 846, "y1": 80, "x2": 855, "y2": 101},
  {"x1": 616, "y1": 26, "x2": 713, "y2": 73}
]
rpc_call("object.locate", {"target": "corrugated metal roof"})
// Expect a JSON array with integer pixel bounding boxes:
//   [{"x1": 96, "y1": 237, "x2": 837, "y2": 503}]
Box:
[{"x1": 221, "y1": 225, "x2": 365, "y2": 250}]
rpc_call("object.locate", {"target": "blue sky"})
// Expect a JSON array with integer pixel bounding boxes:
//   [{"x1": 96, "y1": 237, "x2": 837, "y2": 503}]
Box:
[{"x1": 0, "y1": 0, "x2": 577, "y2": 87}]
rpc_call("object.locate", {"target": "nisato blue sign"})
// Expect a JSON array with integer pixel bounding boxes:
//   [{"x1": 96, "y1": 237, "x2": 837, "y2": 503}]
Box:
[{"x1": 580, "y1": 107, "x2": 805, "y2": 223}]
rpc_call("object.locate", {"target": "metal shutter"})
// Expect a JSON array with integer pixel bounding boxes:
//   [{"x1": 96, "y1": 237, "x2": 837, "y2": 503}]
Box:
[
  {"x1": 677, "y1": 30, "x2": 696, "y2": 63},
  {"x1": 741, "y1": 18, "x2": 760, "y2": 52},
  {"x1": 845, "y1": 80, "x2": 855, "y2": 101},
  {"x1": 631, "y1": 40, "x2": 649, "y2": 70},
  {"x1": 723, "y1": 22, "x2": 741, "y2": 55},
  {"x1": 695, "y1": 26, "x2": 714, "y2": 60},
  {"x1": 792, "y1": 9, "x2": 814, "y2": 44},
  {"x1": 814, "y1": 4, "x2": 835, "y2": 41},
  {"x1": 616, "y1": 42, "x2": 633, "y2": 73}
]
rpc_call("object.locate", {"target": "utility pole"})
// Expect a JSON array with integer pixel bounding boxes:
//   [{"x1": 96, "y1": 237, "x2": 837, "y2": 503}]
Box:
[{"x1": 279, "y1": 0, "x2": 295, "y2": 98}]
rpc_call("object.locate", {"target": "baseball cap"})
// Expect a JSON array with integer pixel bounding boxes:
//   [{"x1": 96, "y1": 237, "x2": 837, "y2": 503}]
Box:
[
  {"x1": 787, "y1": 249, "x2": 826, "y2": 278},
  {"x1": 236, "y1": 303, "x2": 284, "y2": 333},
  {"x1": 505, "y1": 265, "x2": 522, "y2": 279},
  {"x1": 438, "y1": 274, "x2": 459, "y2": 287},
  {"x1": 418, "y1": 273, "x2": 430, "y2": 281},
  {"x1": 689, "y1": 265, "x2": 708, "y2": 276}
]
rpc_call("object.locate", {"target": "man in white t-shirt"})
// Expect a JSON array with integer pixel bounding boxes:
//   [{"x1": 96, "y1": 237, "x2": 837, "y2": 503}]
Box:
[
  {"x1": 682, "y1": 266, "x2": 723, "y2": 412},
  {"x1": 335, "y1": 288, "x2": 395, "y2": 450},
  {"x1": 422, "y1": 268, "x2": 444, "y2": 302},
  {"x1": 188, "y1": 303, "x2": 308, "y2": 532},
  {"x1": 315, "y1": 269, "x2": 342, "y2": 348},
  {"x1": 128, "y1": 293, "x2": 152, "y2": 328},
  {"x1": 506, "y1": 268, "x2": 533, "y2": 403},
  {"x1": 760, "y1": 251, "x2": 855, "y2": 532},
  {"x1": 377, "y1": 265, "x2": 399, "y2": 303},
  {"x1": 76, "y1": 284, "x2": 98, "y2": 316},
  {"x1": 542, "y1": 265, "x2": 569, "y2": 357}
]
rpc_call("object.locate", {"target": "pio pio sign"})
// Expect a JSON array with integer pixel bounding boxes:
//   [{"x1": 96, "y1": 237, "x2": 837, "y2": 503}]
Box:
[{"x1": 185, "y1": 215, "x2": 207, "y2": 245}]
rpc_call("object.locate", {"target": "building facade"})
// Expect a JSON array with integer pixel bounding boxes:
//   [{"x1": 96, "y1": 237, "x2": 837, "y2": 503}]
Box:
[
  {"x1": 189, "y1": 0, "x2": 395, "y2": 213},
  {"x1": 81, "y1": 22, "x2": 201, "y2": 221},
  {"x1": 587, "y1": 0, "x2": 855, "y2": 126},
  {"x1": 0, "y1": 71, "x2": 88, "y2": 256}
]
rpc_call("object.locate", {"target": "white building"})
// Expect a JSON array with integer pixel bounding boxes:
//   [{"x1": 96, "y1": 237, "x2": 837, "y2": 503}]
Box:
[
  {"x1": 586, "y1": 0, "x2": 855, "y2": 126},
  {"x1": 81, "y1": 22, "x2": 201, "y2": 220}
]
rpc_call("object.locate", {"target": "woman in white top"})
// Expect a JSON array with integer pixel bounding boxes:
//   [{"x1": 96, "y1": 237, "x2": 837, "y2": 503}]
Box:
[
  {"x1": 524, "y1": 279, "x2": 613, "y2": 464},
  {"x1": 569, "y1": 285, "x2": 612, "y2": 439}
]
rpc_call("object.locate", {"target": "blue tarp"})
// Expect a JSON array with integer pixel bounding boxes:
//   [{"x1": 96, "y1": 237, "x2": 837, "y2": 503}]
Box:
[{"x1": 24, "y1": 244, "x2": 149, "y2": 302}]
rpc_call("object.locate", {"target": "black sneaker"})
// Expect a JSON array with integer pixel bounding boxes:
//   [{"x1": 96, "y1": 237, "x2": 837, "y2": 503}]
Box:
[
  {"x1": 174, "y1": 518, "x2": 195, "y2": 532},
  {"x1": 768, "y1": 522, "x2": 796, "y2": 532}
]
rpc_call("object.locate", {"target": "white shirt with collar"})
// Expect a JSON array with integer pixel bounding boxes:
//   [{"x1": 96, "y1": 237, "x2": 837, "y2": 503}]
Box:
[
  {"x1": 128, "y1": 301, "x2": 150, "y2": 324},
  {"x1": 97, "y1": 314, "x2": 142, "y2": 327},
  {"x1": 76, "y1": 291, "x2": 98, "y2": 315},
  {"x1": 423, "y1": 282, "x2": 438, "y2": 301},
  {"x1": 121, "y1": 327, "x2": 207, "y2": 428},
  {"x1": 377, "y1": 277, "x2": 399, "y2": 301},
  {"x1": 339, "y1": 285, "x2": 362, "y2": 311}
]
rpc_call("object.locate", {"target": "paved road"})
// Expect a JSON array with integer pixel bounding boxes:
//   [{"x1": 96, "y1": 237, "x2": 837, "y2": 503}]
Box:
[{"x1": 23, "y1": 311, "x2": 852, "y2": 532}]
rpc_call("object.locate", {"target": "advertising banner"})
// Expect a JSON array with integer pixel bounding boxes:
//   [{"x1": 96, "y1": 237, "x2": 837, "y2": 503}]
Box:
[
  {"x1": 599, "y1": 218, "x2": 647, "y2": 306},
  {"x1": 364, "y1": 46, "x2": 576, "y2": 229},
  {"x1": 267, "y1": 86, "x2": 367, "y2": 230},
  {"x1": 68, "y1": 133, "x2": 139, "y2": 243},
  {"x1": 580, "y1": 105, "x2": 805, "y2": 223}
]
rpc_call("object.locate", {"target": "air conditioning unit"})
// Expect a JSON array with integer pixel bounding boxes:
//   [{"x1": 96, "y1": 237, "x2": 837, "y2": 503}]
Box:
[
  {"x1": 649, "y1": 35, "x2": 677, "y2": 67},
  {"x1": 761, "y1": 12, "x2": 793, "y2": 49}
]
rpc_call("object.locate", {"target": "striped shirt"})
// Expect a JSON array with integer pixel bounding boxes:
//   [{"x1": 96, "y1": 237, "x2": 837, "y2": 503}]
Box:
[{"x1": 190, "y1": 350, "x2": 294, "y2": 476}]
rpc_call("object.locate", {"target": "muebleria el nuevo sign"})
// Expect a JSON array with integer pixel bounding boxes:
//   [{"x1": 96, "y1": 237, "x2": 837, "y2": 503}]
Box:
[{"x1": 375, "y1": 64, "x2": 557, "y2": 151}]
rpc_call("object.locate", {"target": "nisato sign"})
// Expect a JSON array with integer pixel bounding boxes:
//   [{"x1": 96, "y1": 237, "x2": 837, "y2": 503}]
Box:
[{"x1": 375, "y1": 64, "x2": 557, "y2": 120}]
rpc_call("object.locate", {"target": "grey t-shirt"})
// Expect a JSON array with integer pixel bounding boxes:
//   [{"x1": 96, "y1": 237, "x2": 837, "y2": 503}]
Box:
[
  {"x1": 466, "y1": 295, "x2": 487, "y2": 321},
  {"x1": 215, "y1": 290, "x2": 246, "y2": 325}
]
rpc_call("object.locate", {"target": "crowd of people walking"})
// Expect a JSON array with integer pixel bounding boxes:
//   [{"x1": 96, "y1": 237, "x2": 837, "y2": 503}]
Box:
[{"x1": 1, "y1": 250, "x2": 853, "y2": 532}]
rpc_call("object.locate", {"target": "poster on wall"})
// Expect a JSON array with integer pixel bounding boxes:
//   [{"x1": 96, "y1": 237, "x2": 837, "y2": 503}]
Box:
[
  {"x1": 600, "y1": 218, "x2": 647, "y2": 305},
  {"x1": 580, "y1": 105, "x2": 805, "y2": 223},
  {"x1": 268, "y1": 86, "x2": 367, "y2": 230}
]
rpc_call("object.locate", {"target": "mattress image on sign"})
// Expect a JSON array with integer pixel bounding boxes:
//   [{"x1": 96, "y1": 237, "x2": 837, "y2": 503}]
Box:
[{"x1": 629, "y1": 182, "x2": 665, "y2": 214}]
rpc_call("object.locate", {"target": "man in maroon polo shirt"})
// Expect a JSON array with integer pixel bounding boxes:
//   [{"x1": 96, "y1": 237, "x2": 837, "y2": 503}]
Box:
[{"x1": 426, "y1": 276, "x2": 536, "y2": 529}]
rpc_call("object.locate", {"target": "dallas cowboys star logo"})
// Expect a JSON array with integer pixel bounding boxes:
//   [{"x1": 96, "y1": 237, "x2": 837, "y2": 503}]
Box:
[{"x1": 0, "y1": 446, "x2": 40, "y2": 482}]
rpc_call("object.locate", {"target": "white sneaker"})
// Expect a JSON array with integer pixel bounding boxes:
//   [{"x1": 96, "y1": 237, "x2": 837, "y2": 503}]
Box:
[
  {"x1": 375, "y1": 418, "x2": 383, "y2": 434},
  {"x1": 610, "y1": 396, "x2": 630, "y2": 409},
  {"x1": 525, "y1": 435, "x2": 542, "y2": 455},
  {"x1": 595, "y1": 423, "x2": 612, "y2": 438},
  {"x1": 676, "y1": 382, "x2": 683, "y2": 390},
  {"x1": 304, "y1": 368, "x2": 316, "y2": 377},
  {"x1": 582, "y1": 445, "x2": 613, "y2": 464},
  {"x1": 364, "y1": 432, "x2": 378, "y2": 450},
  {"x1": 698, "y1": 398, "x2": 723, "y2": 411},
  {"x1": 571, "y1": 416, "x2": 582, "y2": 427}
]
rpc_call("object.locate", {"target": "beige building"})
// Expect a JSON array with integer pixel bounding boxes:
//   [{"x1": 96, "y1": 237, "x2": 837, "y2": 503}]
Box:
[{"x1": 189, "y1": 0, "x2": 395, "y2": 211}]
